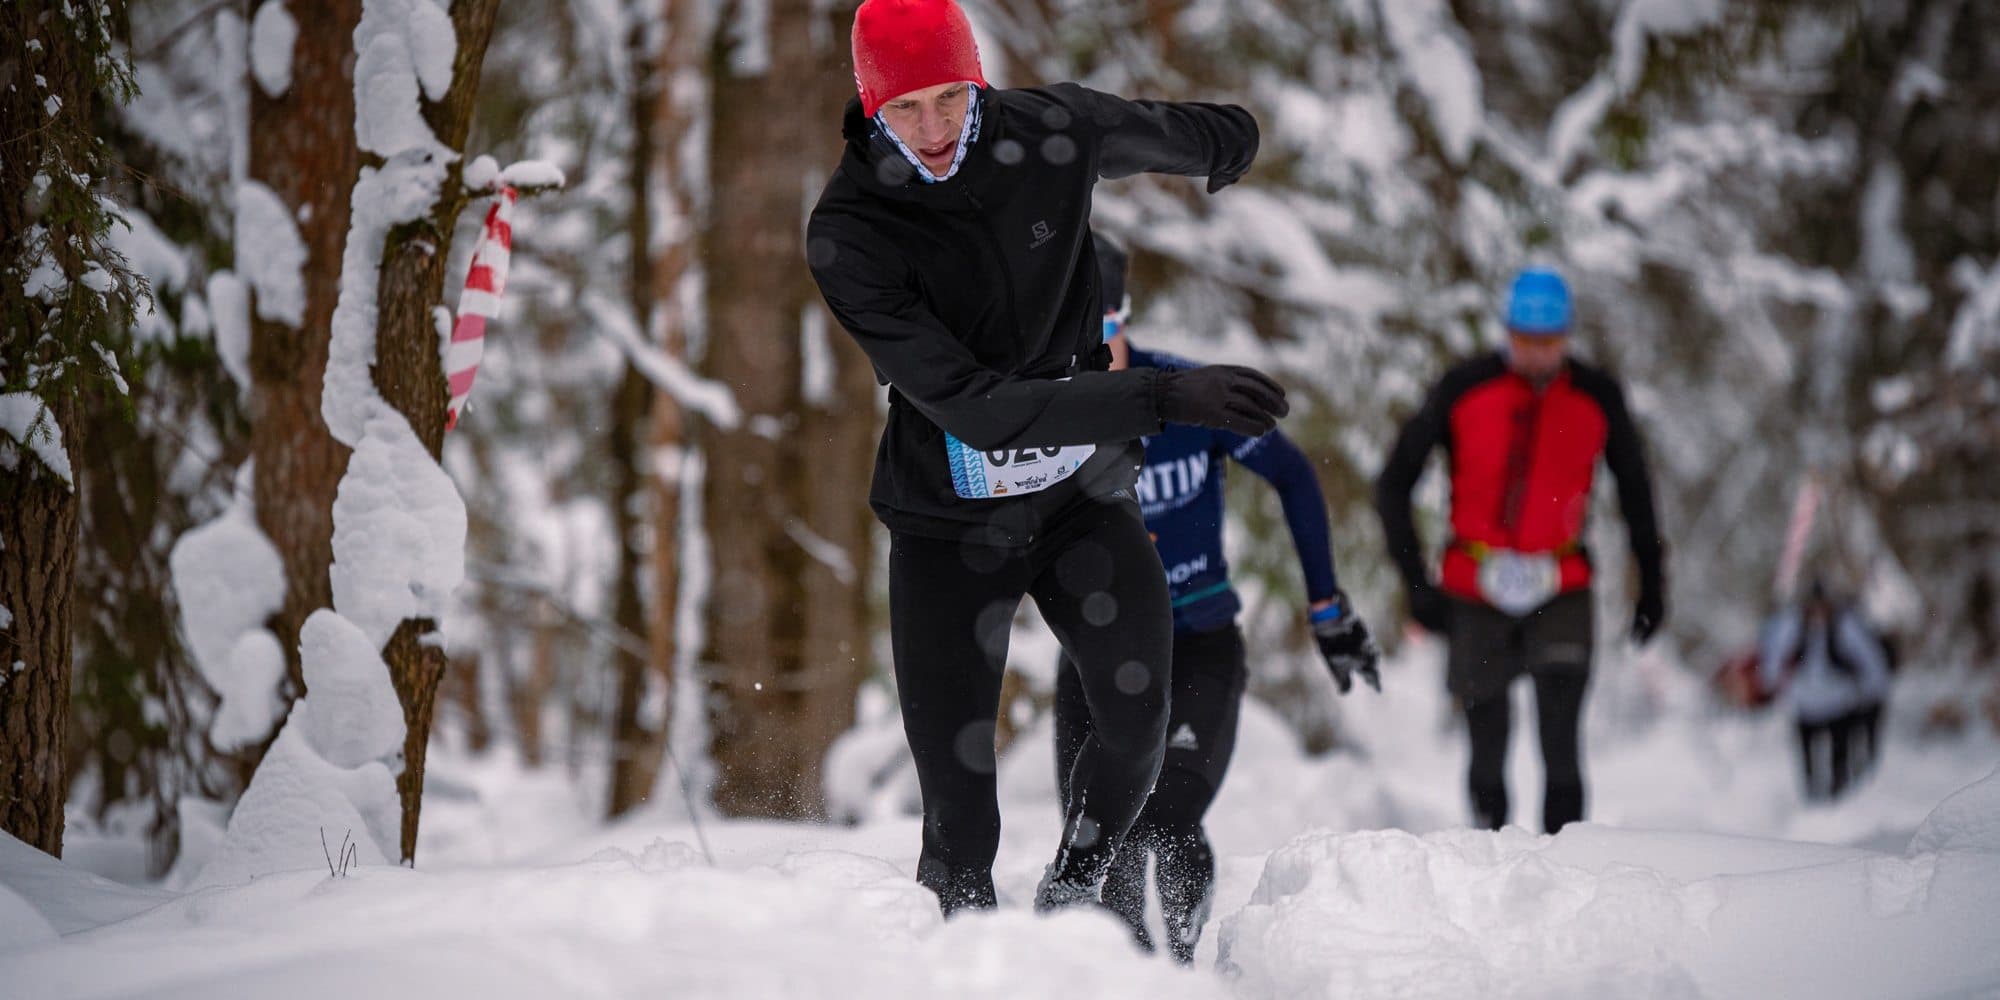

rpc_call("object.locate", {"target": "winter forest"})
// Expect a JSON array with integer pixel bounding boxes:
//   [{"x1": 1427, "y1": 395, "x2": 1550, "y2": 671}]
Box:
[{"x1": 3, "y1": 0, "x2": 1999, "y2": 996}]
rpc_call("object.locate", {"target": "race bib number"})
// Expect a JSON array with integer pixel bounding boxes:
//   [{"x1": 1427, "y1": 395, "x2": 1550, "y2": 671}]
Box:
[
  {"x1": 1477, "y1": 550, "x2": 1561, "y2": 618},
  {"x1": 945, "y1": 435, "x2": 1096, "y2": 500}
]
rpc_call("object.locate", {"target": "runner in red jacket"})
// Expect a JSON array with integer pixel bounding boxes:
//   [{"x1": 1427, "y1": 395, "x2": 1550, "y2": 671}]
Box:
[{"x1": 1375, "y1": 267, "x2": 1666, "y2": 833}]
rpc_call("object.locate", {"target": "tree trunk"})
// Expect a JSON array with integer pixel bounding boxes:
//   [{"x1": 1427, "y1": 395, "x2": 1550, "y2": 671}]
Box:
[
  {"x1": 72, "y1": 384, "x2": 204, "y2": 870},
  {"x1": 248, "y1": 0, "x2": 363, "y2": 698},
  {"x1": 790, "y1": 270, "x2": 879, "y2": 792},
  {"x1": 606, "y1": 359, "x2": 659, "y2": 814},
  {"x1": 0, "y1": 0, "x2": 121, "y2": 859},
  {"x1": 607, "y1": 1, "x2": 667, "y2": 819},
  {"x1": 382, "y1": 617, "x2": 446, "y2": 861},
  {"x1": 701, "y1": 0, "x2": 870, "y2": 820},
  {"x1": 366, "y1": 0, "x2": 502, "y2": 864},
  {"x1": 446, "y1": 649, "x2": 492, "y2": 752},
  {"x1": 0, "y1": 398, "x2": 80, "y2": 857}
]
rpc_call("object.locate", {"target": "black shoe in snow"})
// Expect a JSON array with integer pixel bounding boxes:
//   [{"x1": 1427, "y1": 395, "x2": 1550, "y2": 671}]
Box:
[{"x1": 1032, "y1": 864, "x2": 1102, "y2": 913}]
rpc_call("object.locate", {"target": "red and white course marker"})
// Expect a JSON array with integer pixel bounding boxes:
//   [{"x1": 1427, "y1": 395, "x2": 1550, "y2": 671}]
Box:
[{"x1": 445, "y1": 186, "x2": 517, "y2": 430}]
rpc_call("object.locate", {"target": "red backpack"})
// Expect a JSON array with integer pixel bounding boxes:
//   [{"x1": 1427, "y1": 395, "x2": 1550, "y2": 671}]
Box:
[{"x1": 1715, "y1": 647, "x2": 1774, "y2": 708}]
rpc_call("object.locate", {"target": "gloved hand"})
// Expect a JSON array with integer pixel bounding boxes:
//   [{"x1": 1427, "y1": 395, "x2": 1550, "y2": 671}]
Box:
[
  {"x1": 1206, "y1": 119, "x2": 1259, "y2": 193},
  {"x1": 1406, "y1": 581, "x2": 1452, "y2": 634},
  {"x1": 1155, "y1": 365, "x2": 1288, "y2": 437},
  {"x1": 1312, "y1": 595, "x2": 1381, "y2": 694},
  {"x1": 1631, "y1": 583, "x2": 1666, "y2": 646}
]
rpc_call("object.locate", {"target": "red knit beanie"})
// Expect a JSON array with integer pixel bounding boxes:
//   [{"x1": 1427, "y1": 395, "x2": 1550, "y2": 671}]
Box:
[{"x1": 851, "y1": 0, "x2": 988, "y2": 118}]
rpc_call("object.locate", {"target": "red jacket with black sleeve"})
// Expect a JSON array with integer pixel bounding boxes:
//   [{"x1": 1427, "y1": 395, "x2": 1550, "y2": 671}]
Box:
[{"x1": 1374, "y1": 352, "x2": 1664, "y2": 605}]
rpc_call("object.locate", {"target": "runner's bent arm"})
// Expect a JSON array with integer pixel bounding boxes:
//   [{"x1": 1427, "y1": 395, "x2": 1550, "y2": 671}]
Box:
[
  {"x1": 1229, "y1": 429, "x2": 1339, "y2": 604},
  {"x1": 809, "y1": 222, "x2": 1163, "y2": 452},
  {"x1": 1590, "y1": 373, "x2": 1666, "y2": 597},
  {"x1": 1054, "y1": 84, "x2": 1259, "y2": 189},
  {"x1": 1375, "y1": 387, "x2": 1449, "y2": 592},
  {"x1": 1758, "y1": 612, "x2": 1799, "y2": 693}
]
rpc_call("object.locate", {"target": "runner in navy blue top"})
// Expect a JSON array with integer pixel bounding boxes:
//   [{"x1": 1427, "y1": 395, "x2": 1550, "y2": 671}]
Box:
[{"x1": 1053, "y1": 236, "x2": 1380, "y2": 962}]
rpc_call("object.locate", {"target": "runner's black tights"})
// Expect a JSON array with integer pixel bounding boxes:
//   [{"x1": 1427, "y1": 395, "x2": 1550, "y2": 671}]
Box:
[
  {"x1": 1055, "y1": 625, "x2": 1244, "y2": 961},
  {"x1": 1465, "y1": 671, "x2": 1590, "y2": 833},
  {"x1": 890, "y1": 499, "x2": 1171, "y2": 914}
]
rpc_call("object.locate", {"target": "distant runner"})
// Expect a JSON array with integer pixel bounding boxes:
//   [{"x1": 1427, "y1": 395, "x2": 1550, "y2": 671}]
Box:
[{"x1": 1376, "y1": 267, "x2": 1666, "y2": 833}]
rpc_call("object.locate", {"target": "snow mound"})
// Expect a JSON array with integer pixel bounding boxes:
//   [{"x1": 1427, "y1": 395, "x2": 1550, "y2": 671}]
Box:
[
  {"x1": 249, "y1": 0, "x2": 297, "y2": 97},
  {"x1": 0, "y1": 832, "x2": 171, "y2": 936},
  {"x1": 167, "y1": 470, "x2": 288, "y2": 751},
  {"x1": 328, "y1": 405, "x2": 466, "y2": 648},
  {"x1": 5, "y1": 848, "x2": 1215, "y2": 999},
  {"x1": 0, "y1": 392, "x2": 72, "y2": 487},
  {"x1": 298, "y1": 610, "x2": 406, "y2": 768},
  {"x1": 212, "y1": 628, "x2": 288, "y2": 751},
  {"x1": 352, "y1": 0, "x2": 456, "y2": 155},
  {"x1": 205, "y1": 271, "x2": 253, "y2": 394},
  {"x1": 463, "y1": 153, "x2": 499, "y2": 191},
  {"x1": 498, "y1": 159, "x2": 565, "y2": 189},
  {"x1": 0, "y1": 881, "x2": 57, "y2": 952},
  {"x1": 189, "y1": 716, "x2": 400, "y2": 889},
  {"x1": 1909, "y1": 767, "x2": 2000, "y2": 855},
  {"x1": 1219, "y1": 826, "x2": 1711, "y2": 997},
  {"x1": 236, "y1": 179, "x2": 308, "y2": 327},
  {"x1": 1215, "y1": 818, "x2": 2000, "y2": 998}
]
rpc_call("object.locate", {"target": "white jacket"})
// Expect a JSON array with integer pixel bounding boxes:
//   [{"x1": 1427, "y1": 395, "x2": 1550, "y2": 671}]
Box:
[{"x1": 1758, "y1": 607, "x2": 1891, "y2": 725}]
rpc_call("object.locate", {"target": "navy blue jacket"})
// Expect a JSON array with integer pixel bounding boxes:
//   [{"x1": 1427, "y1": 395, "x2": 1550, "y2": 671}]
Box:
[{"x1": 1130, "y1": 347, "x2": 1339, "y2": 634}]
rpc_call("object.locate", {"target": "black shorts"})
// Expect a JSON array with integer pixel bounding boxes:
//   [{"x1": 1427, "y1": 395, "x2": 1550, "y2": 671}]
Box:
[{"x1": 1446, "y1": 589, "x2": 1593, "y2": 705}]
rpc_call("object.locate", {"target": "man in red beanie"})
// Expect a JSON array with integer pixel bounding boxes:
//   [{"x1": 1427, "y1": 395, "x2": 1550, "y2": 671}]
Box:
[{"x1": 808, "y1": 0, "x2": 1274, "y2": 916}]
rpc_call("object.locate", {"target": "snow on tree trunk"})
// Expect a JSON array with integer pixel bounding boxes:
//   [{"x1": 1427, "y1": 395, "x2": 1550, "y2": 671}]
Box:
[
  {"x1": 207, "y1": 0, "x2": 499, "y2": 875},
  {"x1": 248, "y1": 0, "x2": 364, "y2": 703},
  {"x1": 167, "y1": 468, "x2": 288, "y2": 754},
  {"x1": 365, "y1": 0, "x2": 501, "y2": 863}
]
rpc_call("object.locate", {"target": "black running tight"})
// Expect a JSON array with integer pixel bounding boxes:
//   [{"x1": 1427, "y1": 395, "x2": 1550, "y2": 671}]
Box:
[
  {"x1": 1465, "y1": 670, "x2": 1590, "y2": 833},
  {"x1": 890, "y1": 498, "x2": 1171, "y2": 914},
  {"x1": 1056, "y1": 624, "x2": 1245, "y2": 960}
]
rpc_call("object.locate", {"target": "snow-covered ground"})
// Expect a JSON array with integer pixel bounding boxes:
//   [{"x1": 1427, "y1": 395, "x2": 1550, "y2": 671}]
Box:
[{"x1": 5, "y1": 642, "x2": 1998, "y2": 998}]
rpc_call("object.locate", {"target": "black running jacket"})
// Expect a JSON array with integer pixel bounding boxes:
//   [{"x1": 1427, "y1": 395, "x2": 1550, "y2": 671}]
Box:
[{"x1": 806, "y1": 83, "x2": 1258, "y2": 544}]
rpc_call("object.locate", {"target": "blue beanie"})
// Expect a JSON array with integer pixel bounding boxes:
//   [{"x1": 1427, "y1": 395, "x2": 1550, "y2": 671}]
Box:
[{"x1": 1505, "y1": 268, "x2": 1572, "y2": 335}]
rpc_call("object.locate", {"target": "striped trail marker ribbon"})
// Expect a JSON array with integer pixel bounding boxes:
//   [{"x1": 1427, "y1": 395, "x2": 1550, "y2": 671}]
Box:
[
  {"x1": 445, "y1": 186, "x2": 517, "y2": 430},
  {"x1": 1772, "y1": 471, "x2": 1822, "y2": 602}
]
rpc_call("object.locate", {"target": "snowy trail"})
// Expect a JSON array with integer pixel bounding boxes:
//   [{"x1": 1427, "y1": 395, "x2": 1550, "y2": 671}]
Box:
[
  {"x1": 6, "y1": 645, "x2": 1998, "y2": 998},
  {"x1": 7, "y1": 803, "x2": 1996, "y2": 999}
]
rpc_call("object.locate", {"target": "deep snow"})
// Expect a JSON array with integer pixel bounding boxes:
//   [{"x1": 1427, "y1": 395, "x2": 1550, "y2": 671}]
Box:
[{"x1": 6, "y1": 641, "x2": 1997, "y2": 998}]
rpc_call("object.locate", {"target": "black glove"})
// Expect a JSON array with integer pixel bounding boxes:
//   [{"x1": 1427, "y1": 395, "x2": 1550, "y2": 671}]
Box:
[
  {"x1": 1205, "y1": 116, "x2": 1259, "y2": 193},
  {"x1": 1155, "y1": 365, "x2": 1289, "y2": 437},
  {"x1": 1631, "y1": 583, "x2": 1666, "y2": 645},
  {"x1": 1406, "y1": 581, "x2": 1451, "y2": 634},
  {"x1": 1312, "y1": 596, "x2": 1381, "y2": 694}
]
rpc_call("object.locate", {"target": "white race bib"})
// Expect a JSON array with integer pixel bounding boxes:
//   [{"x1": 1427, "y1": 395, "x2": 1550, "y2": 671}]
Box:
[
  {"x1": 945, "y1": 434, "x2": 1095, "y2": 500},
  {"x1": 1477, "y1": 550, "x2": 1561, "y2": 618}
]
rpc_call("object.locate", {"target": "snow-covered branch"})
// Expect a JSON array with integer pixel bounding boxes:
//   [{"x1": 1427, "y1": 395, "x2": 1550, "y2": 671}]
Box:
[{"x1": 583, "y1": 291, "x2": 742, "y2": 429}]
